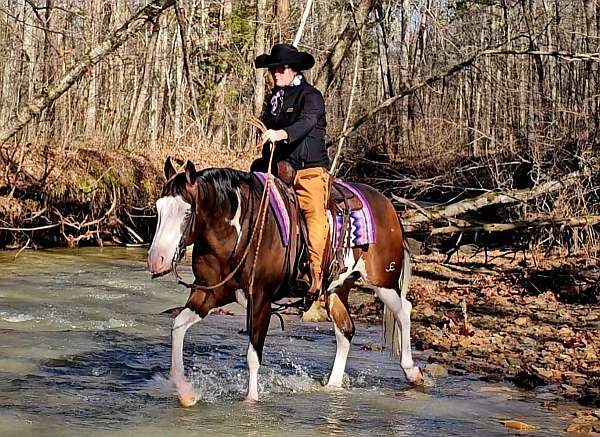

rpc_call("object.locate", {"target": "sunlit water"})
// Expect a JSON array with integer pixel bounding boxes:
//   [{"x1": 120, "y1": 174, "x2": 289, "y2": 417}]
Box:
[{"x1": 0, "y1": 248, "x2": 575, "y2": 436}]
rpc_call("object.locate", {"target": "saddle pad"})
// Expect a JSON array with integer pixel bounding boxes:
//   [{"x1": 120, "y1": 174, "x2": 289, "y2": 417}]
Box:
[
  {"x1": 254, "y1": 172, "x2": 290, "y2": 246},
  {"x1": 332, "y1": 182, "x2": 377, "y2": 247}
]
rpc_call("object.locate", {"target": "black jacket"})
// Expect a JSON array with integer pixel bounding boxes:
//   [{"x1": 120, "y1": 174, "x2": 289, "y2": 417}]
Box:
[{"x1": 260, "y1": 78, "x2": 329, "y2": 170}]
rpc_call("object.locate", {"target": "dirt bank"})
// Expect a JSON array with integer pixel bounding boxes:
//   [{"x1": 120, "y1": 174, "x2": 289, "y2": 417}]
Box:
[
  {"x1": 0, "y1": 143, "x2": 254, "y2": 249},
  {"x1": 349, "y1": 249, "x2": 600, "y2": 407}
]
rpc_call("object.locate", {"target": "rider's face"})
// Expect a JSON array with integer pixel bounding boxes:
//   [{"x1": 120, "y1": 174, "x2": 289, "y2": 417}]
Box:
[{"x1": 269, "y1": 65, "x2": 296, "y2": 87}]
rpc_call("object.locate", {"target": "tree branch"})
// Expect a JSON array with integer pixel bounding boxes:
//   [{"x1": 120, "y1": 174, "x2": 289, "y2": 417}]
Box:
[{"x1": 0, "y1": 0, "x2": 176, "y2": 145}]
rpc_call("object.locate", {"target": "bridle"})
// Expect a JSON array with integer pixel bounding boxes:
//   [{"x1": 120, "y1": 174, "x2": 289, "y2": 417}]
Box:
[{"x1": 168, "y1": 116, "x2": 276, "y2": 293}]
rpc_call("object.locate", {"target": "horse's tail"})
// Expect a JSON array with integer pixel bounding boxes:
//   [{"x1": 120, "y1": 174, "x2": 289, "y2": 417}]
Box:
[{"x1": 383, "y1": 238, "x2": 412, "y2": 358}]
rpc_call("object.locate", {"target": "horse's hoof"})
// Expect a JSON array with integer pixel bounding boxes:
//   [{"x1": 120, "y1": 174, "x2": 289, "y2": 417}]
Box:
[
  {"x1": 323, "y1": 384, "x2": 343, "y2": 392},
  {"x1": 406, "y1": 367, "x2": 424, "y2": 385},
  {"x1": 178, "y1": 392, "x2": 198, "y2": 408}
]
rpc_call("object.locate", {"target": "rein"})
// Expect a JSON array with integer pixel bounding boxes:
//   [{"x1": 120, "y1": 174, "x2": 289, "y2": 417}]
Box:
[{"x1": 173, "y1": 116, "x2": 275, "y2": 293}]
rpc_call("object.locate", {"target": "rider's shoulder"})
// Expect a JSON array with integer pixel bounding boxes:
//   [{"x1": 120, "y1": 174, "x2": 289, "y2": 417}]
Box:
[{"x1": 300, "y1": 80, "x2": 324, "y2": 100}]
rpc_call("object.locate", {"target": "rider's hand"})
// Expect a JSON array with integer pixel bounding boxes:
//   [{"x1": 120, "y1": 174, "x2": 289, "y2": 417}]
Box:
[{"x1": 262, "y1": 129, "x2": 288, "y2": 145}]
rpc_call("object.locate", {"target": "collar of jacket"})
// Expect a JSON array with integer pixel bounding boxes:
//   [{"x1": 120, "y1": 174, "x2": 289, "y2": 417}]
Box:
[{"x1": 274, "y1": 75, "x2": 303, "y2": 92}]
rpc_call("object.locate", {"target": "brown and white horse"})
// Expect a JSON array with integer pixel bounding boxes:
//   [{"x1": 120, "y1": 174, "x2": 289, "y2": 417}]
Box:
[{"x1": 147, "y1": 158, "x2": 422, "y2": 406}]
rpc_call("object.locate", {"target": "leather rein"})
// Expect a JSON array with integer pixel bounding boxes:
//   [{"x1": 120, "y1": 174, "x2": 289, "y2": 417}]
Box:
[{"x1": 171, "y1": 116, "x2": 276, "y2": 293}]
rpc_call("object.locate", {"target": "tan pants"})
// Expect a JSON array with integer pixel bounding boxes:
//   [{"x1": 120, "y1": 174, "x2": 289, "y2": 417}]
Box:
[{"x1": 294, "y1": 167, "x2": 329, "y2": 274}]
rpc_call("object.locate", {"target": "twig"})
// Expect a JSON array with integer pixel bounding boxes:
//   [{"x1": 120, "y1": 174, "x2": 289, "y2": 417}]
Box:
[
  {"x1": 115, "y1": 217, "x2": 144, "y2": 243},
  {"x1": 13, "y1": 238, "x2": 31, "y2": 260},
  {"x1": 0, "y1": 223, "x2": 60, "y2": 231},
  {"x1": 331, "y1": 37, "x2": 361, "y2": 175},
  {"x1": 293, "y1": 0, "x2": 314, "y2": 46}
]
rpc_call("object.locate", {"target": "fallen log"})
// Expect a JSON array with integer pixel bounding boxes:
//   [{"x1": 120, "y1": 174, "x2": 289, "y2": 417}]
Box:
[
  {"x1": 396, "y1": 172, "x2": 580, "y2": 225},
  {"x1": 406, "y1": 215, "x2": 600, "y2": 235}
]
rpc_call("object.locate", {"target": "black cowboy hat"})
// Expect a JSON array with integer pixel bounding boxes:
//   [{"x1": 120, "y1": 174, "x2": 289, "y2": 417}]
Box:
[{"x1": 254, "y1": 43, "x2": 315, "y2": 71}]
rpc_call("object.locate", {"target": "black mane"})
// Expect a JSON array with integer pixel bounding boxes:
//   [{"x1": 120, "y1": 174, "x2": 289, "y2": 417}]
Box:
[
  {"x1": 163, "y1": 167, "x2": 255, "y2": 215},
  {"x1": 197, "y1": 168, "x2": 254, "y2": 213}
]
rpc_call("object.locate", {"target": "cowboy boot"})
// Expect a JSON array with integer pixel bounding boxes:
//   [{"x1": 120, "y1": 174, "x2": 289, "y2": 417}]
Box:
[{"x1": 307, "y1": 264, "x2": 323, "y2": 296}]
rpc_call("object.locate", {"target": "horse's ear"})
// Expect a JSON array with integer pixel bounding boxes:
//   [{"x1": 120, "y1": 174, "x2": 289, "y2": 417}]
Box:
[
  {"x1": 185, "y1": 160, "x2": 197, "y2": 185},
  {"x1": 164, "y1": 157, "x2": 176, "y2": 180}
]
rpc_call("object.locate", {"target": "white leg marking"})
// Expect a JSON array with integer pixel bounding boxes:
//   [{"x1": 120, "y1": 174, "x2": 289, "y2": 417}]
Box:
[
  {"x1": 235, "y1": 289, "x2": 247, "y2": 309},
  {"x1": 374, "y1": 287, "x2": 420, "y2": 382},
  {"x1": 327, "y1": 323, "x2": 350, "y2": 388},
  {"x1": 148, "y1": 195, "x2": 191, "y2": 272},
  {"x1": 246, "y1": 344, "x2": 260, "y2": 401},
  {"x1": 228, "y1": 189, "x2": 242, "y2": 247},
  {"x1": 171, "y1": 308, "x2": 201, "y2": 406}
]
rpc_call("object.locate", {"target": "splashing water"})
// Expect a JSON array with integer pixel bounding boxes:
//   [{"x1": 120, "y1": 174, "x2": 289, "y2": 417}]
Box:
[{"x1": 0, "y1": 247, "x2": 577, "y2": 436}]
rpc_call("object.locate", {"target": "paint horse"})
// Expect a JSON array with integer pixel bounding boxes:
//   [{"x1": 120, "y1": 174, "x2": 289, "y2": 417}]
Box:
[{"x1": 147, "y1": 158, "x2": 423, "y2": 406}]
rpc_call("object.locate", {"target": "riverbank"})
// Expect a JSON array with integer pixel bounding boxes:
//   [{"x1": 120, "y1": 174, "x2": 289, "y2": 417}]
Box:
[
  {"x1": 0, "y1": 143, "x2": 254, "y2": 249},
  {"x1": 349, "y1": 249, "x2": 600, "y2": 411}
]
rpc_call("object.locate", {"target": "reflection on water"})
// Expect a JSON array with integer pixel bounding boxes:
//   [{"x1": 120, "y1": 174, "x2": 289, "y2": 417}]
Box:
[{"x1": 0, "y1": 248, "x2": 573, "y2": 436}]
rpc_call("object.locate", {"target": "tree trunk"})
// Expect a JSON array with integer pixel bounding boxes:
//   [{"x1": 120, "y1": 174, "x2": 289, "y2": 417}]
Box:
[
  {"x1": 42, "y1": 0, "x2": 56, "y2": 140},
  {"x1": 253, "y1": 0, "x2": 268, "y2": 116},
  {"x1": 375, "y1": 3, "x2": 393, "y2": 99},
  {"x1": 84, "y1": 0, "x2": 98, "y2": 140},
  {"x1": 126, "y1": 19, "x2": 161, "y2": 148},
  {"x1": 0, "y1": 0, "x2": 176, "y2": 145},
  {"x1": 149, "y1": 15, "x2": 168, "y2": 148},
  {"x1": 273, "y1": 0, "x2": 290, "y2": 42},
  {"x1": 313, "y1": 0, "x2": 375, "y2": 94},
  {"x1": 174, "y1": 32, "x2": 184, "y2": 143}
]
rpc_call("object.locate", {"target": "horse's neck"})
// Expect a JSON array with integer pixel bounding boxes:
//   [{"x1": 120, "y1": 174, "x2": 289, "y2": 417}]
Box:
[{"x1": 194, "y1": 181, "x2": 248, "y2": 258}]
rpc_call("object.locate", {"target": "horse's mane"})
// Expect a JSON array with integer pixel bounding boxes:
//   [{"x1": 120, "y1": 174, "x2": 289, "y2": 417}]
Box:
[
  {"x1": 163, "y1": 167, "x2": 270, "y2": 215},
  {"x1": 196, "y1": 168, "x2": 254, "y2": 213}
]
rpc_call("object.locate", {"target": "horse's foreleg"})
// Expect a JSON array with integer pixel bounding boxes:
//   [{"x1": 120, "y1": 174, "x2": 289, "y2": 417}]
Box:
[
  {"x1": 171, "y1": 307, "x2": 201, "y2": 407},
  {"x1": 325, "y1": 292, "x2": 355, "y2": 387},
  {"x1": 246, "y1": 294, "x2": 271, "y2": 401}
]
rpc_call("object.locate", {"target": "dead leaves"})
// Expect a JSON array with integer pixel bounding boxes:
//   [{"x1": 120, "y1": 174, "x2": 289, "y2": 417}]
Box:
[{"x1": 399, "y1": 250, "x2": 600, "y2": 404}]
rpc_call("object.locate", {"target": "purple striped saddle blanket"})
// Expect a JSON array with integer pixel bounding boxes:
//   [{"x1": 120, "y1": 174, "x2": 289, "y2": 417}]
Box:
[
  {"x1": 254, "y1": 173, "x2": 376, "y2": 248},
  {"x1": 329, "y1": 181, "x2": 377, "y2": 247}
]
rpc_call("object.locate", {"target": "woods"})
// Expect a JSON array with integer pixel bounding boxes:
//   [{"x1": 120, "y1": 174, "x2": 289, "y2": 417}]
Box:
[{"x1": 0, "y1": 0, "x2": 598, "y2": 253}]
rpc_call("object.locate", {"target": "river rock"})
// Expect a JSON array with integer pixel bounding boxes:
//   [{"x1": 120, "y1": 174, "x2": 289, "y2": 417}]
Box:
[
  {"x1": 501, "y1": 420, "x2": 537, "y2": 430},
  {"x1": 302, "y1": 301, "x2": 328, "y2": 322},
  {"x1": 514, "y1": 316, "x2": 529, "y2": 326},
  {"x1": 567, "y1": 414, "x2": 600, "y2": 434},
  {"x1": 425, "y1": 363, "x2": 448, "y2": 377}
]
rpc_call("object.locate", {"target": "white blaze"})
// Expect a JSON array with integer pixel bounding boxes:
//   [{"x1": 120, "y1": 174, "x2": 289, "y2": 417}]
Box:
[{"x1": 148, "y1": 195, "x2": 191, "y2": 270}]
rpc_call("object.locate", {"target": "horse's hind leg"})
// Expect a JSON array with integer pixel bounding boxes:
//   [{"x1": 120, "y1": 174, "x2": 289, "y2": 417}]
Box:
[
  {"x1": 325, "y1": 278, "x2": 356, "y2": 387},
  {"x1": 370, "y1": 247, "x2": 422, "y2": 384},
  {"x1": 374, "y1": 286, "x2": 422, "y2": 383}
]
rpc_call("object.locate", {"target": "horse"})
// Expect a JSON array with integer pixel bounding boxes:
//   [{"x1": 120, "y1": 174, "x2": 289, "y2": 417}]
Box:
[{"x1": 147, "y1": 158, "x2": 423, "y2": 406}]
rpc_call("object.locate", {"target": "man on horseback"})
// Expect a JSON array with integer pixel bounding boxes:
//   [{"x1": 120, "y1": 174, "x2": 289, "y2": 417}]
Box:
[{"x1": 251, "y1": 44, "x2": 329, "y2": 297}]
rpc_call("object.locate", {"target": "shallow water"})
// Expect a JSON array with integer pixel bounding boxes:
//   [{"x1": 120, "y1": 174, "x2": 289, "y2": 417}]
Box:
[{"x1": 0, "y1": 248, "x2": 574, "y2": 436}]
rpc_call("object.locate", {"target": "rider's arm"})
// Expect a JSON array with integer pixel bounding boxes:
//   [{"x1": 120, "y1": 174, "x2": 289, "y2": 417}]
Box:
[{"x1": 282, "y1": 89, "x2": 324, "y2": 144}]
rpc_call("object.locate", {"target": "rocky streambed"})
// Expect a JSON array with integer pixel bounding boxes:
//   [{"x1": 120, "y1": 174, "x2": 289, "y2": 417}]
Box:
[{"x1": 347, "y1": 250, "x2": 600, "y2": 433}]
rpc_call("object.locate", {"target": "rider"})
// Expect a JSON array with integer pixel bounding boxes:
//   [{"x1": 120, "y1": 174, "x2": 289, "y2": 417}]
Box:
[{"x1": 251, "y1": 43, "x2": 329, "y2": 296}]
